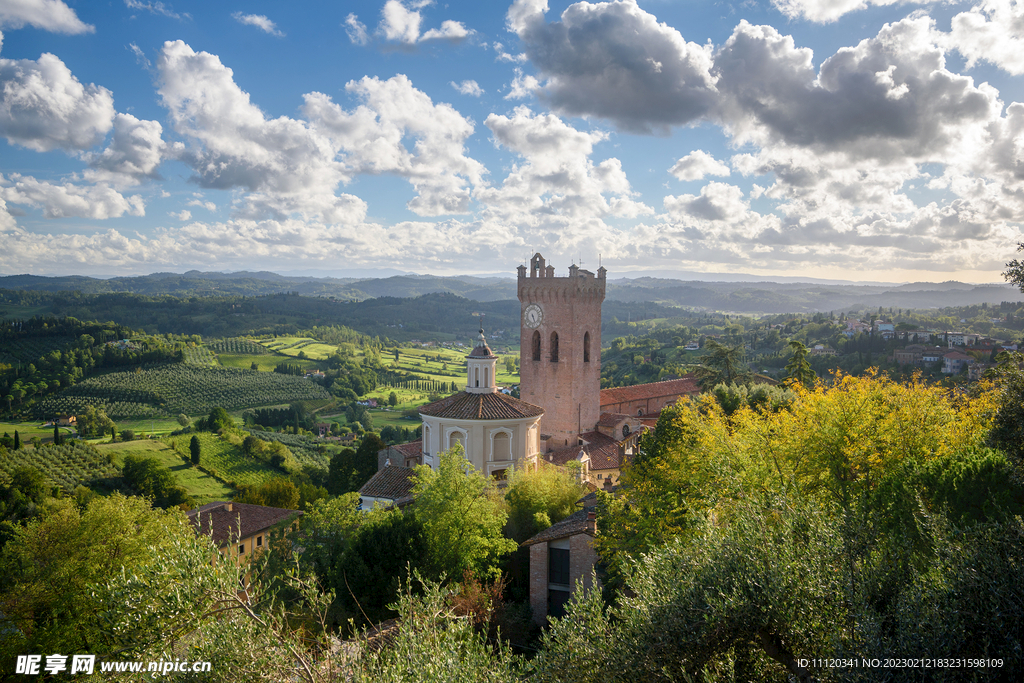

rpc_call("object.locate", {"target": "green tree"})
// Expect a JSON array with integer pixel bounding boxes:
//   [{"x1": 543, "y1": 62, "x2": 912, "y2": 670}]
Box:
[
  {"x1": 504, "y1": 464, "x2": 587, "y2": 544},
  {"x1": 1004, "y1": 241, "x2": 1024, "y2": 292},
  {"x1": 411, "y1": 447, "x2": 518, "y2": 581},
  {"x1": 122, "y1": 454, "x2": 193, "y2": 509},
  {"x1": 206, "y1": 406, "x2": 233, "y2": 432},
  {"x1": 190, "y1": 434, "x2": 201, "y2": 465},
  {"x1": 694, "y1": 338, "x2": 749, "y2": 389},
  {"x1": 327, "y1": 447, "x2": 357, "y2": 495},
  {"x1": 988, "y1": 351, "x2": 1024, "y2": 464},
  {"x1": 177, "y1": 413, "x2": 192, "y2": 427},
  {"x1": 13, "y1": 430, "x2": 20, "y2": 450},
  {"x1": 52, "y1": 424, "x2": 61, "y2": 446},
  {"x1": 234, "y1": 477, "x2": 300, "y2": 509},
  {"x1": 783, "y1": 339, "x2": 815, "y2": 388},
  {"x1": 0, "y1": 495, "x2": 192, "y2": 662},
  {"x1": 388, "y1": 391, "x2": 398, "y2": 407}
]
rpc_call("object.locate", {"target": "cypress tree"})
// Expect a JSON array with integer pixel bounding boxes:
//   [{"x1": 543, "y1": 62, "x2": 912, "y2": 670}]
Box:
[
  {"x1": 53, "y1": 424, "x2": 61, "y2": 446},
  {"x1": 190, "y1": 435, "x2": 201, "y2": 465},
  {"x1": 13, "y1": 430, "x2": 20, "y2": 450}
]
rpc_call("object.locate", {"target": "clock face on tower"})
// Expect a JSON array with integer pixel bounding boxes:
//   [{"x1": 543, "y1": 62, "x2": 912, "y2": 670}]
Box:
[{"x1": 523, "y1": 303, "x2": 543, "y2": 329}]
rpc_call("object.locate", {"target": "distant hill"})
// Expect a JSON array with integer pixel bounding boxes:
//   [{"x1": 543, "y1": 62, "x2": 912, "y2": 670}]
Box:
[{"x1": 1, "y1": 270, "x2": 1021, "y2": 313}]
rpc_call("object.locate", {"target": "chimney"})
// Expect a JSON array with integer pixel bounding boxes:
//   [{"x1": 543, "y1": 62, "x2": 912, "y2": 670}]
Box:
[
  {"x1": 586, "y1": 510, "x2": 596, "y2": 534},
  {"x1": 222, "y1": 502, "x2": 233, "y2": 512}
]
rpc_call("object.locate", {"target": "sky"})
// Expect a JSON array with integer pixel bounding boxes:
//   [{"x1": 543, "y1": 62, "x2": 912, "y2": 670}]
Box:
[{"x1": 1, "y1": 0, "x2": 1023, "y2": 283}]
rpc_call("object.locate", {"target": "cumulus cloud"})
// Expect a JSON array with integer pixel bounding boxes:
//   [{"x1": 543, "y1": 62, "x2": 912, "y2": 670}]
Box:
[
  {"x1": 187, "y1": 196, "x2": 216, "y2": 212},
  {"x1": 344, "y1": 14, "x2": 369, "y2": 45},
  {"x1": 83, "y1": 113, "x2": 166, "y2": 186},
  {"x1": 304, "y1": 74, "x2": 485, "y2": 216},
  {"x1": 232, "y1": 12, "x2": 284, "y2": 37},
  {"x1": 713, "y1": 18, "x2": 1000, "y2": 161},
  {"x1": 376, "y1": 0, "x2": 471, "y2": 45},
  {"x1": 156, "y1": 40, "x2": 355, "y2": 222},
  {"x1": 946, "y1": 0, "x2": 1024, "y2": 75},
  {"x1": 451, "y1": 80, "x2": 483, "y2": 96},
  {"x1": 505, "y1": 68, "x2": 539, "y2": 100},
  {"x1": 493, "y1": 42, "x2": 527, "y2": 63},
  {"x1": 0, "y1": 48, "x2": 115, "y2": 152},
  {"x1": 669, "y1": 150, "x2": 730, "y2": 181},
  {"x1": 170, "y1": 209, "x2": 190, "y2": 220},
  {"x1": 506, "y1": 0, "x2": 717, "y2": 133},
  {"x1": 0, "y1": 0, "x2": 93, "y2": 34},
  {"x1": 0, "y1": 173, "x2": 144, "y2": 219},
  {"x1": 477, "y1": 107, "x2": 652, "y2": 247}
]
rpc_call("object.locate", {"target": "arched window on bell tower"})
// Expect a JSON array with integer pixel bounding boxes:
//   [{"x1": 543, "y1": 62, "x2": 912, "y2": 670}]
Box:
[
  {"x1": 532, "y1": 331, "x2": 541, "y2": 361},
  {"x1": 550, "y1": 332, "x2": 559, "y2": 362},
  {"x1": 583, "y1": 331, "x2": 591, "y2": 363}
]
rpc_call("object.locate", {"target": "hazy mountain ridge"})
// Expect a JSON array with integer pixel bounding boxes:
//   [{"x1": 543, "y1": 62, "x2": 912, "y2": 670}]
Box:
[{"x1": 1, "y1": 271, "x2": 1021, "y2": 313}]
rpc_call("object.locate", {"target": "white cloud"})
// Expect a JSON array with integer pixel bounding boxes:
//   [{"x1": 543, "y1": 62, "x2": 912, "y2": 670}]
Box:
[
  {"x1": 476, "y1": 107, "x2": 652, "y2": 245},
  {"x1": 0, "y1": 48, "x2": 115, "y2": 152},
  {"x1": 770, "y1": 0, "x2": 913, "y2": 23},
  {"x1": 304, "y1": 74, "x2": 485, "y2": 216},
  {"x1": 505, "y1": 68, "x2": 540, "y2": 100},
  {"x1": 83, "y1": 113, "x2": 166, "y2": 186},
  {"x1": 344, "y1": 14, "x2": 369, "y2": 45},
  {"x1": 945, "y1": 0, "x2": 1024, "y2": 75},
  {"x1": 669, "y1": 150, "x2": 731, "y2": 182},
  {"x1": 380, "y1": 0, "x2": 422, "y2": 43},
  {"x1": 124, "y1": 0, "x2": 187, "y2": 20},
  {"x1": 170, "y1": 209, "x2": 190, "y2": 220},
  {"x1": 232, "y1": 12, "x2": 283, "y2": 37},
  {"x1": 450, "y1": 80, "x2": 483, "y2": 96},
  {"x1": 156, "y1": 40, "x2": 354, "y2": 222},
  {"x1": 506, "y1": 0, "x2": 717, "y2": 133},
  {"x1": 421, "y1": 19, "x2": 470, "y2": 42},
  {"x1": 493, "y1": 42, "x2": 527, "y2": 63},
  {"x1": 187, "y1": 197, "x2": 216, "y2": 211},
  {"x1": 376, "y1": 0, "x2": 472, "y2": 45},
  {"x1": 0, "y1": 0, "x2": 93, "y2": 34},
  {"x1": 0, "y1": 173, "x2": 145, "y2": 219}
]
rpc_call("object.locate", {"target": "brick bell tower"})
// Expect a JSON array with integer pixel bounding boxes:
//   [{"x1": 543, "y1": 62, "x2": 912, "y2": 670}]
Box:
[{"x1": 517, "y1": 253, "x2": 606, "y2": 450}]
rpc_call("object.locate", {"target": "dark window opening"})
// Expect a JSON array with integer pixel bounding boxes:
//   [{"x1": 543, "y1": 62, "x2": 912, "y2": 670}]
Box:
[
  {"x1": 550, "y1": 332, "x2": 559, "y2": 362},
  {"x1": 549, "y1": 547, "x2": 570, "y2": 585},
  {"x1": 256, "y1": 535, "x2": 263, "y2": 547},
  {"x1": 583, "y1": 331, "x2": 591, "y2": 362},
  {"x1": 548, "y1": 589, "x2": 571, "y2": 618},
  {"x1": 532, "y1": 331, "x2": 541, "y2": 361}
]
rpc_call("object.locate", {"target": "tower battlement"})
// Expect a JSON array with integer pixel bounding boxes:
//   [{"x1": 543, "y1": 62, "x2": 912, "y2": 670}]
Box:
[{"x1": 517, "y1": 253, "x2": 605, "y2": 449}]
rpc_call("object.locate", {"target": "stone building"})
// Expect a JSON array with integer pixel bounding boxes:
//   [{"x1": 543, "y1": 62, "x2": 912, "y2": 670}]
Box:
[
  {"x1": 522, "y1": 506, "x2": 598, "y2": 624},
  {"x1": 416, "y1": 327, "x2": 545, "y2": 479}
]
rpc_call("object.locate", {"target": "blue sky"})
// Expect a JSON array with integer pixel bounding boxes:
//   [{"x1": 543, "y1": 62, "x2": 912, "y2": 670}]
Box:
[{"x1": 1, "y1": 0, "x2": 1023, "y2": 282}]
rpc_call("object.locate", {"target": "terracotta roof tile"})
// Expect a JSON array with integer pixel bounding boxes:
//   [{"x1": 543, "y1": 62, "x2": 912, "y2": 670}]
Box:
[
  {"x1": 599, "y1": 375, "x2": 700, "y2": 407},
  {"x1": 546, "y1": 430, "x2": 632, "y2": 471},
  {"x1": 359, "y1": 465, "x2": 417, "y2": 500},
  {"x1": 597, "y1": 412, "x2": 631, "y2": 427},
  {"x1": 187, "y1": 502, "x2": 302, "y2": 547},
  {"x1": 522, "y1": 509, "x2": 594, "y2": 546},
  {"x1": 419, "y1": 391, "x2": 544, "y2": 420}
]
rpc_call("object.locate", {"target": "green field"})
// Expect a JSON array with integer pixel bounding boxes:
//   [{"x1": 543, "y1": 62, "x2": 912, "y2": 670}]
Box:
[
  {"x1": 97, "y1": 440, "x2": 233, "y2": 506},
  {"x1": 0, "y1": 420, "x2": 75, "y2": 442},
  {"x1": 217, "y1": 352, "x2": 321, "y2": 373},
  {"x1": 260, "y1": 337, "x2": 339, "y2": 360},
  {"x1": 35, "y1": 364, "x2": 331, "y2": 419},
  {"x1": 0, "y1": 441, "x2": 120, "y2": 492},
  {"x1": 165, "y1": 432, "x2": 279, "y2": 488}
]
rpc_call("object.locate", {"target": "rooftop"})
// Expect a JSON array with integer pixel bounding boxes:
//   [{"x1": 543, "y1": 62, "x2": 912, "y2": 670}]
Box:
[
  {"x1": 599, "y1": 375, "x2": 700, "y2": 407},
  {"x1": 546, "y1": 430, "x2": 627, "y2": 471},
  {"x1": 522, "y1": 508, "x2": 594, "y2": 546},
  {"x1": 187, "y1": 502, "x2": 302, "y2": 547},
  {"x1": 359, "y1": 464, "x2": 417, "y2": 501},
  {"x1": 419, "y1": 391, "x2": 544, "y2": 421}
]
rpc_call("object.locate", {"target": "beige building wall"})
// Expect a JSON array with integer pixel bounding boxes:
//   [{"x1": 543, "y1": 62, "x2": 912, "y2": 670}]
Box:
[{"x1": 420, "y1": 413, "x2": 542, "y2": 477}]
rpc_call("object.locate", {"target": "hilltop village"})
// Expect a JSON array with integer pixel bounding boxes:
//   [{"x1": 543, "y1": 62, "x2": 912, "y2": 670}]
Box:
[{"x1": 0, "y1": 254, "x2": 1022, "y2": 681}]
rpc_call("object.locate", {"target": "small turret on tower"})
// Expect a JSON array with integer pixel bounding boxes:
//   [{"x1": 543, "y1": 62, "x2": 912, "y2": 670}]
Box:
[{"x1": 466, "y1": 326, "x2": 498, "y2": 394}]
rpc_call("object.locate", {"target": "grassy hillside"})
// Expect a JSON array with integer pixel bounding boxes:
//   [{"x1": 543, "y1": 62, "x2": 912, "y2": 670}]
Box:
[
  {"x1": 35, "y1": 364, "x2": 331, "y2": 419},
  {"x1": 165, "y1": 432, "x2": 279, "y2": 488},
  {"x1": 97, "y1": 440, "x2": 232, "y2": 506}
]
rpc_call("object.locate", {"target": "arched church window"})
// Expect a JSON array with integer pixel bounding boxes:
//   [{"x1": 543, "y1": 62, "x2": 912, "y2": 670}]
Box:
[
  {"x1": 583, "y1": 331, "x2": 591, "y2": 363},
  {"x1": 475, "y1": 367, "x2": 480, "y2": 387},
  {"x1": 492, "y1": 431, "x2": 511, "y2": 461},
  {"x1": 550, "y1": 332, "x2": 559, "y2": 362},
  {"x1": 532, "y1": 331, "x2": 541, "y2": 361},
  {"x1": 484, "y1": 368, "x2": 489, "y2": 386}
]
